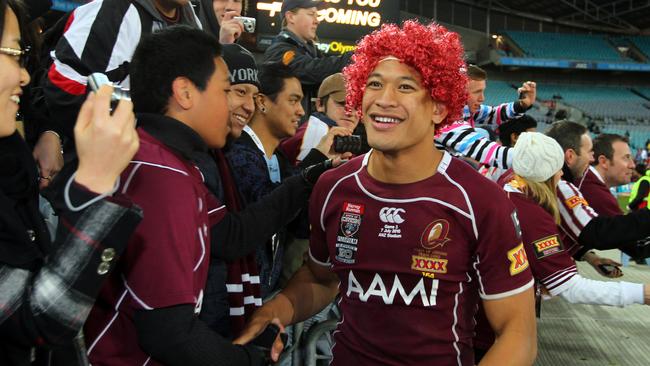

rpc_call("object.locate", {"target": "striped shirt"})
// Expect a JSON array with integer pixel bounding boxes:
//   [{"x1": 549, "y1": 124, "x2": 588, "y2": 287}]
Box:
[
  {"x1": 556, "y1": 179, "x2": 598, "y2": 257},
  {"x1": 44, "y1": 0, "x2": 201, "y2": 139},
  {"x1": 434, "y1": 102, "x2": 522, "y2": 170}
]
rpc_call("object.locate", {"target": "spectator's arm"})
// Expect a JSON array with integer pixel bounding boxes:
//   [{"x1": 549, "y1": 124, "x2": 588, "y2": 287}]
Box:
[
  {"x1": 0, "y1": 181, "x2": 141, "y2": 347},
  {"x1": 579, "y1": 209, "x2": 650, "y2": 257},
  {"x1": 265, "y1": 43, "x2": 352, "y2": 86},
  {"x1": 135, "y1": 305, "x2": 265, "y2": 366},
  {"x1": 557, "y1": 275, "x2": 645, "y2": 306},
  {"x1": 435, "y1": 124, "x2": 512, "y2": 169}
]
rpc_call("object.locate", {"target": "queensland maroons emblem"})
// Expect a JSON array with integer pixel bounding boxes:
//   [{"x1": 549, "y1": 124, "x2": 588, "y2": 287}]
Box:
[
  {"x1": 341, "y1": 212, "x2": 362, "y2": 237},
  {"x1": 420, "y1": 219, "x2": 451, "y2": 249}
]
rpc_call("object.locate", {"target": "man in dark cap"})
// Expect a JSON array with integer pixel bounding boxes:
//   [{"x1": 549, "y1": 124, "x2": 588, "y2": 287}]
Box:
[{"x1": 262, "y1": 0, "x2": 352, "y2": 117}]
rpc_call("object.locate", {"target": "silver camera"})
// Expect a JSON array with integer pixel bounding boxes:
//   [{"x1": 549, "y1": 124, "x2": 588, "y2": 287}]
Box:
[
  {"x1": 234, "y1": 16, "x2": 256, "y2": 33},
  {"x1": 87, "y1": 73, "x2": 131, "y2": 103}
]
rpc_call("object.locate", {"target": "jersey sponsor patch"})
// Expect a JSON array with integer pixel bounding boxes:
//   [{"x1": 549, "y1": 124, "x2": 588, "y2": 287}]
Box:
[
  {"x1": 379, "y1": 207, "x2": 405, "y2": 224},
  {"x1": 378, "y1": 207, "x2": 404, "y2": 239},
  {"x1": 343, "y1": 202, "x2": 364, "y2": 215},
  {"x1": 411, "y1": 255, "x2": 448, "y2": 277},
  {"x1": 336, "y1": 203, "x2": 364, "y2": 264},
  {"x1": 565, "y1": 195, "x2": 588, "y2": 209},
  {"x1": 340, "y1": 212, "x2": 361, "y2": 237},
  {"x1": 532, "y1": 235, "x2": 563, "y2": 259},
  {"x1": 507, "y1": 243, "x2": 529, "y2": 276},
  {"x1": 420, "y1": 219, "x2": 451, "y2": 250}
]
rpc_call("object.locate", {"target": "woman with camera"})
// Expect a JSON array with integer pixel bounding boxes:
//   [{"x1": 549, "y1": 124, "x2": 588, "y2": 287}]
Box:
[{"x1": 0, "y1": 0, "x2": 141, "y2": 364}]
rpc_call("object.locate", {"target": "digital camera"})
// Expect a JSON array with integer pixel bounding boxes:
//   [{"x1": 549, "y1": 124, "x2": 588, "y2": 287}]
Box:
[{"x1": 234, "y1": 16, "x2": 256, "y2": 33}]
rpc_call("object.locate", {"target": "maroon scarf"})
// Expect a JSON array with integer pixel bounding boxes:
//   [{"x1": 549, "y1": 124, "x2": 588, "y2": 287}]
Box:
[{"x1": 212, "y1": 149, "x2": 262, "y2": 335}]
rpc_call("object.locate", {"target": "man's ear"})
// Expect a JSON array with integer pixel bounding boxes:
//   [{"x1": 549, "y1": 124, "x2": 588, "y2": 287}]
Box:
[
  {"x1": 565, "y1": 149, "x2": 576, "y2": 166},
  {"x1": 255, "y1": 93, "x2": 269, "y2": 113},
  {"x1": 315, "y1": 98, "x2": 325, "y2": 113},
  {"x1": 597, "y1": 154, "x2": 609, "y2": 168},
  {"x1": 431, "y1": 102, "x2": 448, "y2": 126},
  {"x1": 171, "y1": 77, "x2": 194, "y2": 110},
  {"x1": 284, "y1": 11, "x2": 295, "y2": 26}
]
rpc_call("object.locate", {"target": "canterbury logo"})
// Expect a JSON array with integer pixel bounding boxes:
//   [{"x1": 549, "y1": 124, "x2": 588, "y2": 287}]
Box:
[{"x1": 379, "y1": 207, "x2": 405, "y2": 224}]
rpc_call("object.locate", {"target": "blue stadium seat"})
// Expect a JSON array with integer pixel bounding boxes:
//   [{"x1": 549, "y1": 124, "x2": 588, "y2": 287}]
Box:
[{"x1": 505, "y1": 31, "x2": 628, "y2": 62}]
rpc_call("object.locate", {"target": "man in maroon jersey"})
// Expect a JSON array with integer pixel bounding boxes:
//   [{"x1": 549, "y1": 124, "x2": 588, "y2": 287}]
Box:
[
  {"x1": 545, "y1": 121, "x2": 650, "y2": 272},
  {"x1": 577, "y1": 133, "x2": 635, "y2": 216},
  {"x1": 236, "y1": 21, "x2": 537, "y2": 365}
]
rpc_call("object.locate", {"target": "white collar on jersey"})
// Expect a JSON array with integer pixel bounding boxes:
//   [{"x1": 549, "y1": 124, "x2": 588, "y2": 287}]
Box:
[{"x1": 361, "y1": 150, "x2": 452, "y2": 176}]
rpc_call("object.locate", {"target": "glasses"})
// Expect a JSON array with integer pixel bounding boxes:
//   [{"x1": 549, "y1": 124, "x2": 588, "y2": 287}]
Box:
[{"x1": 0, "y1": 45, "x2": 31, "y2": 67}]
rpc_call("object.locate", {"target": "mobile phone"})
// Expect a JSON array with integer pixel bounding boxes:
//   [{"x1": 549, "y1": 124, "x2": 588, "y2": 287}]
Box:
[
  {"x1": 250, "y1": 324, "x2": 287, "y2": 361},
  {"x1": 597, "y1": 264, "x2": 620, "y2": 276},
  {"x1": 233, "y1": 16, "x2": 256, "y2": 33},
  {"x1": 333, "y1": 135, "x2": 363, "y2": 154}
]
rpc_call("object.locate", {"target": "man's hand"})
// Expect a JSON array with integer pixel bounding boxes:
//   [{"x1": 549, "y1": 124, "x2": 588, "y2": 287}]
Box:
[
  {"x1": 517, "y1": 81, "x2": 537, "y2": 109},
  {"x1": 74, "y1": 85, "x2": 139, "y2": 194},
  {"x1": 219, "y1": 11, "x2": 244, "y2": 44},
  {"x1": 315, "y1": 126, "x2": 353, "y2": 159},
  {"x1": 583, "y1": 252, "x2": 623, "y2": 278},
  {"x1": 33, "y1": 131, "x2": 64, "y2": 189},
  {"x1": 234, "y1": 311, "x2": 287, "y2": 362}
]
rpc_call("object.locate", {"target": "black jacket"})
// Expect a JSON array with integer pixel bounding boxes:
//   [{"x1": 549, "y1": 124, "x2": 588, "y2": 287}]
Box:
[
  {"x1": 0, "y1": 132, "x2": 142, "y2": 366},
  {"x1": 262, "y1": 30, "x2": 352, "y2": 117}
]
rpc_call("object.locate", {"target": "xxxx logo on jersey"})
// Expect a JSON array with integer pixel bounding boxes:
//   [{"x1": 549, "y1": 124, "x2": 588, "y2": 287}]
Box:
[
  {"x1": 565, "y1": 195, "x2": 588, "y2": 209},
  {"x1": 532, "y1": 235, "x2": 563, "y2": 259},
  {"x1": 411, "y1": 256, "x2": 448, "y2": 278},
  {"x1": 507, "y1": 243, "x2": 529, "y2": 276}
]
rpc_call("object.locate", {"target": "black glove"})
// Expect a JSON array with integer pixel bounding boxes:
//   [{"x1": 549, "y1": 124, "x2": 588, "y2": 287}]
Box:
[{"x1": 301, "y1": 159, "x2": 334, "y2": 186}]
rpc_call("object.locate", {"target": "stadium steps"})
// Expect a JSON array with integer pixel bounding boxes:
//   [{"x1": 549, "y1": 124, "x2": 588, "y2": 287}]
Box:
[{"x1": 536, "y1": 250, "x2": 650, "y2": 366}]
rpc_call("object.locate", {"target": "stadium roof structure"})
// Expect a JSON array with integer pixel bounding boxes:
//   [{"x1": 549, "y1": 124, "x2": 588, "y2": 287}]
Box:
[{"x1": 456, "y1": 0, "x2": 650, "y2": 34}]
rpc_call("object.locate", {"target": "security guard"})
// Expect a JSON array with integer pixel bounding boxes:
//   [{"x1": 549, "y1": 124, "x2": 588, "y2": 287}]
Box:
[
  {"x1": 262, "y1": 0, "x2": 352, "y2": 118},
  {"x1": 629, "y1": 166, "x2": 650, "y2": 211}
]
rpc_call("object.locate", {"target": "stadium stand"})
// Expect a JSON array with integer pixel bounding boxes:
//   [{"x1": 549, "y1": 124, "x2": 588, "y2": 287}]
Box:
[
  {"x1": 504, "y1": 31, "x2": 627, "y2": 62},
  {"x1": 533, "y1": 84, "x2": 650, "y2": 121},
  {"x1": 631, "y1": 36, "x2": 650, "y2": 59}
]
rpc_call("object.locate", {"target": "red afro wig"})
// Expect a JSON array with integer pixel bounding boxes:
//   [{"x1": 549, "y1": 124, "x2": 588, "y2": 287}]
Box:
[{"x1": 343, "y1": 20, "x2": 468, "y2": 129}]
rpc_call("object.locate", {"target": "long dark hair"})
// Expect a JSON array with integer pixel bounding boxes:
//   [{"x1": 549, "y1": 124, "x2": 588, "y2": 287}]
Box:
[{"x1": 0, "y1": 0, "x2": 29, "y2": 47}]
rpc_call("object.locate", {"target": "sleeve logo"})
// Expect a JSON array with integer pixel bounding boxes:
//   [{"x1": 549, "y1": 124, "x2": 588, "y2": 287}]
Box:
[
  {"x1": 565, "y1": 195, "x2": 588, "y2": 209},
  {"x1": 507, "y1": 243, "x2": 529, "y2": 276},
  {"x1": 532, "y1": 235, "x2": 563, "y2": 259}
]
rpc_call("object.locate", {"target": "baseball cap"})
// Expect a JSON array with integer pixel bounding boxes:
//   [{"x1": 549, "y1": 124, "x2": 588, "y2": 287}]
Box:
[
  {"x1": 317, "y1": 73, "x2": 346, "y2": 103},
  {"x1": 281, "y1": 0, "x2": 325, "y2": 17},
  {"x1": 221, "y1": 44, "x2": 260, "y2": 89}
]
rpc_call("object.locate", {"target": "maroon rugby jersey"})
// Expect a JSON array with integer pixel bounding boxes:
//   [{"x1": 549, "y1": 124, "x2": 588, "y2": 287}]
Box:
[
  {"x1": 576, "y1": 166, "x2": 623, "y2": 217},
  {"x1": 84, "y1": 130, "x2": 226, "y2": 365},
  {"x1": 474, "y1": 181, "x2": 578, "y2": 350},
  {"x1": 309, "y1": 152, "x2": 534, "y2": 366}
]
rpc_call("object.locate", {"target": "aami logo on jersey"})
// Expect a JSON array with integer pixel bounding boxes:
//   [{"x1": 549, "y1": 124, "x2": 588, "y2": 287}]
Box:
[
  {"x1": 565, "y1": 195, "x2": 588, "y2": 209},
  {"x1": 342, "y1": 202, "x2": 364, "y2": 215},
  {"x1": 379, "y1": 207, "x2": 405, "y2": 224},
  {"x1": 507, "y1": 243, "x2": 529, "y2": 276},
  {"x1": 533, "y1": 235, "x2": 563, "y2": 259},
  {"x1": 411, "y1": 255, "x2": 448, "y2": 277},
  {"x1": 346, "y1": 270, "x2": 439, "y2": 307},
  {"x1": 420, "y1": 219, "x2": 451, "y2": 249}
]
